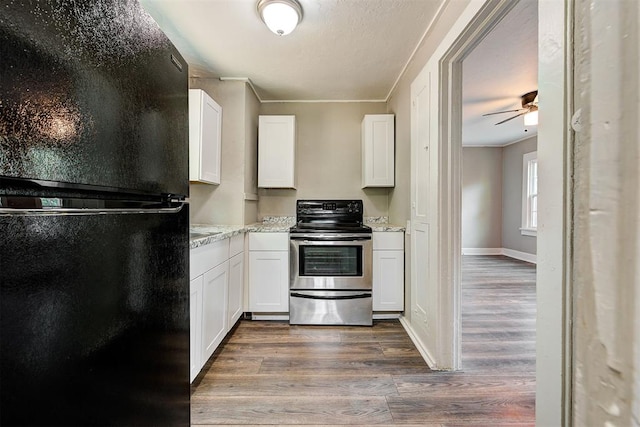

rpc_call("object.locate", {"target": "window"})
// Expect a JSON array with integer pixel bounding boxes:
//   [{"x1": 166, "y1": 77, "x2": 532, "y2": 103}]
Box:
[{"x1": 521, "y1": 151, "x2": 538, "y2": 236}]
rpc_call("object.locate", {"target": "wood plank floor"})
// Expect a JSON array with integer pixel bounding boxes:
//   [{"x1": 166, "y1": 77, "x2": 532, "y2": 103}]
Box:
[{"x1": 191, "y1": 255, "x2": 536, "y2": 426}]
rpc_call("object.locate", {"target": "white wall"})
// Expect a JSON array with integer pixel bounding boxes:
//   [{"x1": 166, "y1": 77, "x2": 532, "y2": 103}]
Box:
[
  {"x1": 462, "y1": 147, "x2": 503, "y2": 249},
  {"x1": 189, "y1": 79, "x2": 259, "y2": 225},
  {"x1": 461, "y1": 138, "x2": 537, "y2": 257},
  {"x1": 244, "y1": 85, "x2": 260, "y2": 224},
  {"x1": 387, "y1": 0, "x2": 472, "y2": 324},
  {"x1": 257, "y1": 102, "x2": 389, "y2": 218},
  {"x1": 502, "y1": 137, "x2": 537, "y2": 254}
]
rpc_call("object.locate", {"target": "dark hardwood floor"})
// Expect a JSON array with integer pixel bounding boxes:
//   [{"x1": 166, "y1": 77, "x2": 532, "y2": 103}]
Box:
[{"x1": 191, "y1": 255, "x2": 536, "y2": 426}]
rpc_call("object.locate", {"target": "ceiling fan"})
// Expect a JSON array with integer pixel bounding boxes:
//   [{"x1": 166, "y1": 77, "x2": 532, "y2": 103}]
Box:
[{"x1": 483, "y1": 90, "x2": 538, "y2": 125}]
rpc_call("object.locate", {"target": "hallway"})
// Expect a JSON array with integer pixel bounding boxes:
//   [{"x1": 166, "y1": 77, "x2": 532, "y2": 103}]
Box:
[{"x1": 190, "y1": 255, "x2": 536, "y2": 425}]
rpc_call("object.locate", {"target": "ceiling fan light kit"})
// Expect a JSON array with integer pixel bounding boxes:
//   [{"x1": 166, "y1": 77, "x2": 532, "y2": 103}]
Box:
[
  {"x1": 483, "y1": 90, "x2": 539, "y2": 126},
  {"x1": 257, "y1": 0, "x2": 302, "y2": 36},
  {"x1": 524, "y1": 110, "x2": 538, "y2": 126}
]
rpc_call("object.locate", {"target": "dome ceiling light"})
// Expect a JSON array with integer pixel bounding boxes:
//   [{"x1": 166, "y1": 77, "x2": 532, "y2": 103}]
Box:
[{"x1": 257, "y1": 0, "x2": 302, "y2": 36}]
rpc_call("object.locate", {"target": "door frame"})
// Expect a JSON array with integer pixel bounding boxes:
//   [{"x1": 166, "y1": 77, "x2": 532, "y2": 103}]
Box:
[
  {"x1": 437, "y1": 0, "x2": 522, "y2": 372},
  {"x1": 412, "y1": 0, "x2": 573, "y2": 424}
]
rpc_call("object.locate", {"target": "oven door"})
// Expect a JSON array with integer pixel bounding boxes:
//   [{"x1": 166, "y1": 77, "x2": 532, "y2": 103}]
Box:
[{"x1": 290, "y1": 233, "x2": 372, "y2": 290}]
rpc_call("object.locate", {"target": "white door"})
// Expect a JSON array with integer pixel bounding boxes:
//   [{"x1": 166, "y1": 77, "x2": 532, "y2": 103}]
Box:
[
  {"x1": 189, "y1": 275, "x2": 203, "y2": 382},
  {"x1": 227, "y1": 252, "x2": 244, "y2": 329},
  {"x1": 249, "y1": 251, "x2": 289, "y2": 312},
  {"x1": 201, "y1": 262, "x2": 228, "y2": 363},
  {"x1": 258, "y1": 116, "x2": 296, "y2": 188},
  {"x1": 372, "y1": 250, "x2": 404, "y2": 311},
  {"x1": 200, "y1": 93, "x2": 222, "y2": 184},
  {"x1": 410, "y1": 61, "x2": 440, "y2": 363}
]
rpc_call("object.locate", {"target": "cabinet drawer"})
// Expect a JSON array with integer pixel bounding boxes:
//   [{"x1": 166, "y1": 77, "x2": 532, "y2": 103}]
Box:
[
  {"x1": 229, "y1": 233, "x2": 245, "y2": 257},
  {"x1": 373, "y1": 232, "x2": 404, "y2": 250},
  {"x1": 249, "y1": 232, "x2": 289, "y2": 251},
  {"x1": 190, "y1": 238, "x2": 229, "y2": 278}
]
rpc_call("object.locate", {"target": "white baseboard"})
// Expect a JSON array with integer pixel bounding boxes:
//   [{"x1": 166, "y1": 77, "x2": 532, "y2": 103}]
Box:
[
  {"x1": 462, "y1": 247, "x2": 502, "y2": 255},
  {"x1": 373, "y1": 313, "x2": 401, "y2": 320},
  {"x1": 501, "y1": 248, "x2": 537, "y2": 264},
  {"x1": 399, "y1": 316, "x2": 439, "y2": 370},
  {"x1": 251, "y1": 314, "x2": 289, "y2": 321},
  {"x1": 252, "y1": 313, "x2": 403, "y2": 321},
  {"x1": 462, "y1": 247, "x2": 537, "y2": 264}
]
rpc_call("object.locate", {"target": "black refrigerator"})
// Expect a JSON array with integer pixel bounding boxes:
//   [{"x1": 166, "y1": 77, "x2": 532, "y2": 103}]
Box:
[{"x1": 0, "y1": 0, "x2": 190, "y2": 425}]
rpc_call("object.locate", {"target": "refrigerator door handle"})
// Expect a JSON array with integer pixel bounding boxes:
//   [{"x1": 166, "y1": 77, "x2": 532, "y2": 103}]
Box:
[{"x1": 0, "y1": 202, "x2": 185, "y2": 216}]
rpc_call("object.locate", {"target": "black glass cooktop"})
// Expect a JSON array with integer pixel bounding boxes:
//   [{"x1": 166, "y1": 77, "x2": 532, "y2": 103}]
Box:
[{"x1": 291, "y1": 200, "x2": 370, "y2": 234}]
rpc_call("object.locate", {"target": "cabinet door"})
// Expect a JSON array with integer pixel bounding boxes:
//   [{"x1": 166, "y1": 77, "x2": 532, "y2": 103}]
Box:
[
  {"x1": 258, "y1": 115, "x2": 296, "y2": 188},
  {"x1": 189, "y1": 275, "x2": 203, "y2": 382},
  {"x1": 189, "y1": 89, "x2": 222, "y2": 184},
  {"x1": 249, "y1": 251, "x2": 289, "y2": 312},
  {"x1": 202, "y1": 262, "x2": 228, "y2": 363},
  {"x1": 362, "y1": 114, "x2": 395, "y2": 188},
  {"x1": 373, "y1": 250, "x2": 404, "y2": 311},
  {"x1": 227, "y1": 252, "x2": 244, "y2": 330}
]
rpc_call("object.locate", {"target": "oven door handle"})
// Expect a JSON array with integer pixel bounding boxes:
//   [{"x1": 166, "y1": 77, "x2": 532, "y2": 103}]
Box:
[
  {"x1": 290, "y1": 292, "x2": 371, "y2": 300},
  {"x1": 290, "y1": 234, "x2": 372, "y2": 241}
]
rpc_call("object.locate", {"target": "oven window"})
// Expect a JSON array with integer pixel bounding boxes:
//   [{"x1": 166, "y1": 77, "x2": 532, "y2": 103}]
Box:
[{"x1": 299, "y1": 245, "x2": 362, "y2": 276}]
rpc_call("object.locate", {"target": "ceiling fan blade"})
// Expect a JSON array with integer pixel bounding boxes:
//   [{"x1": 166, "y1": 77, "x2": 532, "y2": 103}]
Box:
[
  {"x1": 494, "y1": 111, "x2": 528, "y2": 125},
  {"x1": 482, "y1": 108, "x2": 527, "y2": 117}
]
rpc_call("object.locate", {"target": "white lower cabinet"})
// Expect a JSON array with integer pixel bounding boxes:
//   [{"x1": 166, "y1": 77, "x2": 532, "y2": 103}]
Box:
[
  {"x1": 248, "y1": 251, "x2": 289, "y2": 312},
  {"x1": 201, "y1": 262, "x2": 228, "y2": 363},
  {"x1": 227, "y1": 252, "x2": 244, "y2": 327},
  {"x1": 244, "y1": 231, "x2": 403, "y2": 315},
  {"x1": 248, "y1": 232, "x2": 289, "y2": 313},
  {"x1": 372, "y1": 232, "x2": 405, "y2": 311},
  {"x1": 189, "y1": 233, "x2": 245, "y2": 382},
  {"x1": 189, "y1": 276, "x2": 203, "y2": 383}
]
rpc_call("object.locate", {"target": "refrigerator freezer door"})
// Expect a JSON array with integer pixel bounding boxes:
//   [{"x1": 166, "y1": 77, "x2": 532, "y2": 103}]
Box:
[
  {"x1": 0, "y1": 0, "x2": 188, "y2": 198},
  {"x1": 0, "y1": 203, "x2": 190, "y2": 426}
]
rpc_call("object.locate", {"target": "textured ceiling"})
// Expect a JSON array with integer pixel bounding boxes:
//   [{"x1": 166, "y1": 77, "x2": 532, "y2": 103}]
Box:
[
  {"x1": 141, "y1": 0, "x2": 538, "y2": 146},
  {"x1": 140, "y1": 0, "x2": 443, "y2": 101}
]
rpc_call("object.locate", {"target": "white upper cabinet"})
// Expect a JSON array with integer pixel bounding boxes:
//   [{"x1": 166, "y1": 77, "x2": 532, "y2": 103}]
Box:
[
  {"x1": 189, "y1": 89, "x2": 222, "y2": 184},
  {"x1": 258, "y1": 115, "x2": 296, "y2": 188},
  {"x1": 362, "y1": 114, "x2": 395, "y2": 188}
]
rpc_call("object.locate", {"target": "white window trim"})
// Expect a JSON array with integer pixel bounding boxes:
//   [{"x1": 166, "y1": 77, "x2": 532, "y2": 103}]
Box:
[{"x1": 521, "y1": 151, "x2": 538, "y2": 236}]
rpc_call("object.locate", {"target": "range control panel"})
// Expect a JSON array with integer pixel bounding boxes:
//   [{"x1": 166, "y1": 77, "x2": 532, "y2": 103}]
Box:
[{"x1": 296, "y1": 200, "x2": 364, "y2": 221}]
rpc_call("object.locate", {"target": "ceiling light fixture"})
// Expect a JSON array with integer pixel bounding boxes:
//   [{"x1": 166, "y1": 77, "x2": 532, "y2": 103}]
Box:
[
  {"x1": 257, "y1": 0, "x2": 302, "y2": 36},
  {"x1": 524, "y1": 109, "x2": 538, "y2": 126}
]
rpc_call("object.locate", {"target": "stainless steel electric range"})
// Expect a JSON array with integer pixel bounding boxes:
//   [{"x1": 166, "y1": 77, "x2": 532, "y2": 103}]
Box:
[{"x1": 289, "y1": 200, "x2": 373, "y2": 326}]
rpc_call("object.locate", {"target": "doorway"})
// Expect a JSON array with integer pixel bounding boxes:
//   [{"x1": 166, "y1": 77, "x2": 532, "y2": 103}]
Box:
[
  {"x1": 459, "y1": 0, "x2": 538, "y2": 382},
  {"x1": 409, "y1": 0, "x2": 571, "y2": 424}
]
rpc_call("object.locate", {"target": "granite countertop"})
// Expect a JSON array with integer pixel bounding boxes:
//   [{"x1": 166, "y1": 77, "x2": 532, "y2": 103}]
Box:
[
  {"x1": 365, "y1": 217, "x2": 406, "y2": 233},
  {"x1": 189, "y1": 224, "x2": 245, "y2": 249},
  {"x1": 245, "y1": 216, "x2": 296, "y2": 232},
  {"x1": 190, "y1": 216, "x2": 404, "y2": 250},
  {"x1": 366, "y1": 223, "x2": 406, "y2": 232},
  {"x1": 190, "y1": 217, "x2": 294, "y2": 250}
]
